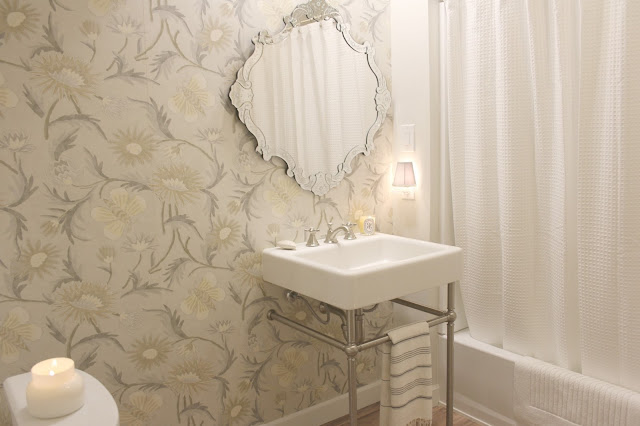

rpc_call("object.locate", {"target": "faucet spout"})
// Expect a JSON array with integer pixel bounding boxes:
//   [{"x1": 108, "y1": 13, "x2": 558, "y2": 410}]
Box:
[
  {"x1": 325, "y1": 226, "x2": 349, "y2": 244},
  {"x1": 324, "y1": 223, "x2": 357, "y2": 244}
]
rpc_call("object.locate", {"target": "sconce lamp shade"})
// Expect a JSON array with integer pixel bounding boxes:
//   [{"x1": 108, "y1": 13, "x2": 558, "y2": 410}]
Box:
[{"x1": 393, "y1": 162, "x2": 416, "y2": 187}]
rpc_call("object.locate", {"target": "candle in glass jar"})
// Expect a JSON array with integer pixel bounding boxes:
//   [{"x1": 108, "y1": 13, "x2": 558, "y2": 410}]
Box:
[
  {"x1": 358, "y1": 215, "x2": 376, "y2": 235},
  {"x1": 26, "y1": 357, "x2": 84, "y2": 419}
]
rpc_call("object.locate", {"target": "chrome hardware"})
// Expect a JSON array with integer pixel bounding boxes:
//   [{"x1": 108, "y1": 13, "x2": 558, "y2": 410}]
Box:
[
  {"x1": 344, "y1": 222, "x2": 357, "y2": 240},
  {"x1": 286, "y1": 290, "x2": 299, "y2": 303},
  {"x1": 305, "y1": 227, "x2": 320, "y2": 247},
  {"x1": 324, "y1": 221, "x2": 357, "y2": 244},
  {"x1": 287, "y1": 291, "x2": 332, "y2": 324},
  {"x1": 267, "y1": 282, "x2": 457, "y2": 426}
]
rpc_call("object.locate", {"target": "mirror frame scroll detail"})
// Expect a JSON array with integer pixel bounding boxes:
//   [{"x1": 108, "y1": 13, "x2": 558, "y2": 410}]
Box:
[{"x1": 229, "y1": 0, "x2": 391, "y2": 196}]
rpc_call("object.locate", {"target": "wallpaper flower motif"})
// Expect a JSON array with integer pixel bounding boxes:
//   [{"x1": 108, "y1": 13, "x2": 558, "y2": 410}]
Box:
[
  {"x1": 128, "y1": 335, "x2": 172, "y2": 371},
  {"x1": 32, "y1": 52, "x2": 98, "y2": 101},
  {"x1": 151, "y1": 163, "x2": 204, "y2": 205},
  {"x1": 181, "y1": 275, "x2": 226, "y2": 319},
  {"x1": 271, "y1": 347, "x2": 309, "y2": 387},
  {"x1": 53, "y1": 281, "x2": 116, "y2": 323},
  {"x1": 0, "y1": 131, "x2": 30, "y2": 152},
  {"x1": 199, "y1": 17, "x2": 233, "y2": 53},
  {"x1": 80, "y1": 19, "x2": 101, "y2": 41},
  {"x1": 0, "y1": 0, "x2": 38, "y2": 42},
  {"x1": 207, "y1": 215, "x2": 241, "y2": 250},
  {"x1": 88, "y1": 0, "x2": 125, "y2": 17},
  {"x1": 110, "y1": 128, "x2": 157, "y2": 167},
  {"x1": 0, "y1": 71, "x2": 17, "y2": 112},
  {"x1": 124, "y1": 233, "x2": 155, "y2": 252},
  {"x1": 258, "y1": 0, "x2": 296, "y2": 32},
  {"x1": 264, "y1": 175, "x2": 302, "y2": 217},
  {"x1": 169, "y1": 74, "x2": 214, "y2": 122},
  {"x1": 223, "y1": 395, "x2": 251, "y2": 425},
  {"x1": 167, "y1": 357, "x2": 216, "y2": 396},
  {"x1": 16, "y1": 240, "x2": 59, "y2": 279},
  {"x1": 0, "y1": 1, "x2": 393, "y2": 424},
  {"x1": 108, "y1": 15, "x2": 143, "y2": 37},
  {"x1": 91, "y1": 188, "x2": 147, "y2": 240},
  {"x1": 0, "y1": 307, "x2": 42, "y2": 363},
  {"x1": 119, "y1": 391, "x2": 163, "y2": 425}
]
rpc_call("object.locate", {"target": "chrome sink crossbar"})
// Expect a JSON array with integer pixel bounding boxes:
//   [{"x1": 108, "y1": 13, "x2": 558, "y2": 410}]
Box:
[
  {"x1": 267, "y1": 281, "x2": 457, "y2": 426},
  {"x1": 266, "y1": 310, "x2": 345, "y2": 350}
]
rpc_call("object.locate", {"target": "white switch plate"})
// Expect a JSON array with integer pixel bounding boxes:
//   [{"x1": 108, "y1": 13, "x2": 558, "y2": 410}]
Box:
[
  {"x1": 400, "y1": 188, "x2": 415, "y2": 200},
  {"x1": 399, "y1": 124, "x2": 415, "y2": 152}
]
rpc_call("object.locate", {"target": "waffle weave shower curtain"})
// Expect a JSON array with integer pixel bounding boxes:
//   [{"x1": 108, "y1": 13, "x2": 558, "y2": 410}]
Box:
[{"x1": 446, "y1": 0, "x2": 640, "y2": 391}]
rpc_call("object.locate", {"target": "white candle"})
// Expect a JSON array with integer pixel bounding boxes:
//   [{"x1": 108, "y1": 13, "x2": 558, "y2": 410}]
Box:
[
  {"x1": 26, "y1": 357, "x2": 84, "y2": 419},
  {"x1": 358, "y1": 215, "x2": 376, "y2": 235}
]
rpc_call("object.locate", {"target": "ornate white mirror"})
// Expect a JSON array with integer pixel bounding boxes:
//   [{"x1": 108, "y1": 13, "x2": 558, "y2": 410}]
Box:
[{"x1": 230, "y1": 0, "x2": 391, "y2": 196}]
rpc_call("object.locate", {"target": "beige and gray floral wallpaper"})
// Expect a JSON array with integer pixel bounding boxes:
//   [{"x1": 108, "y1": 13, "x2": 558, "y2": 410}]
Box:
[{"x1": 0, "y1": 0, "x2": 393, "y2": 424}]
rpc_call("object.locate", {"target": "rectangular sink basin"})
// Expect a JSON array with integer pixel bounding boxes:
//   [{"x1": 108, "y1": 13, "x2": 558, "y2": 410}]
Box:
[{"x1": 262, "y1": 233, "x2": 462, "y2": 310}]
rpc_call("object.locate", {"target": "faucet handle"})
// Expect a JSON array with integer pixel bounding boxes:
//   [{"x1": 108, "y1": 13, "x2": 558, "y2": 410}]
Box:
[
  {"x1": 305, "y1": 227, "x2": 320, "y2": 247},
  {"x1": 324, "y1": 221, "x2": 336, "y2": 244},
  {"x1": 343, "y1": 222, "x2": 357, "y2": 240}
]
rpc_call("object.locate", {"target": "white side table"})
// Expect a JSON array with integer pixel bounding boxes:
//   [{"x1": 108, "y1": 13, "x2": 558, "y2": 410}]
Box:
[{"x1": 3, "y1": 370, "x2": 119, "y2": 426}]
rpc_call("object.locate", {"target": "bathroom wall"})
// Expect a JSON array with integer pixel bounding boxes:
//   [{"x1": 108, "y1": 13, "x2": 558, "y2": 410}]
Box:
[
  {"x1": 390, "y1": 0, "x2": 435, "y2": 328},
  {"x1": 0, "y1": 1, "x2": 393, "y2": 424},
  {"x1": 390, "y1": 0, "x2": 468, "y2": 331}
]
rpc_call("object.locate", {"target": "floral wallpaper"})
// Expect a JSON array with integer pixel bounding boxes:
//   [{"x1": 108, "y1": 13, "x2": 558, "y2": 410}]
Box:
[{"x1": 0, "y1": 0, "x2": 393, "y2": 425}]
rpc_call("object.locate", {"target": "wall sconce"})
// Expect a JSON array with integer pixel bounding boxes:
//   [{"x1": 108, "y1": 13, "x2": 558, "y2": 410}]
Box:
[{"x1": 392, "y1": 161, "x2": 416, "y2": 200}]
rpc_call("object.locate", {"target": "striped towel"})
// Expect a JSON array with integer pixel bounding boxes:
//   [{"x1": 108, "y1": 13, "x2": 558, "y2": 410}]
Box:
[
  {"x1": 514, "y1": 357, "x2": 640, "y2": 425},
  {"x1": 380, "y1": 322, "x2": 433, "y2": 426}
]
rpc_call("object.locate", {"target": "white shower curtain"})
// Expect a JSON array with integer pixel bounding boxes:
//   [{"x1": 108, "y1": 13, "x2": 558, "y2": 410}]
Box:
[{"x1": 446, "y1": 0, "x2": 640, "y2": 391}]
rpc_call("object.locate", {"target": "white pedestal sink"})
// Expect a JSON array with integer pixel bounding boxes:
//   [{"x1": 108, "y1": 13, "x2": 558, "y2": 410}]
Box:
[{"x1": 262, "y1": 233, "x2": 462, "y2": 310}]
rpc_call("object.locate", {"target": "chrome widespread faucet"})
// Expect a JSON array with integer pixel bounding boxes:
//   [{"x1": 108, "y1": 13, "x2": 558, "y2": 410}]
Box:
[{"x1": 324, "y1": 222, "x2": 357, "y2": 244}]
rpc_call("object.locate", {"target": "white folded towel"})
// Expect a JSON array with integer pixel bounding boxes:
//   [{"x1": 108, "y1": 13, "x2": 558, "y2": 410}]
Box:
[
  {"x1": 514, "y1": 356, "x2": 640, "y2": 425},
  {"x1": 380, "y1": 322, "x2": 433, "y2": 426}
]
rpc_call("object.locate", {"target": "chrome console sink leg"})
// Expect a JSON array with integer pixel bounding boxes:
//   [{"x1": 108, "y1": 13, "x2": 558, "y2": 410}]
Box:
[
  {"x1": 355, "y1": 309, "x2": 364, "y2": 345},
  {"x1": 345, "y1": 309, "x2": 359, "y2": 426},
  {"x1": 446, "y1": 282, "x2": 456, "y2": 426}
]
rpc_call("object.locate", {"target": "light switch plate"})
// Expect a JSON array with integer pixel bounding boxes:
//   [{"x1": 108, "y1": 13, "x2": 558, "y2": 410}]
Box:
[
  {"x1": 398, "y1": 124, "x2": 415, "y2": 152},
  {"x1": 399, "y1": 188, "x2": 415, "y2": 200}
]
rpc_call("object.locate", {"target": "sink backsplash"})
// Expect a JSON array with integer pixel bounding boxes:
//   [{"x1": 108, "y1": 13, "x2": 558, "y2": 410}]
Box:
[{"x1": 0, "y1": 0, "x2": 393, "y2": 424}]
